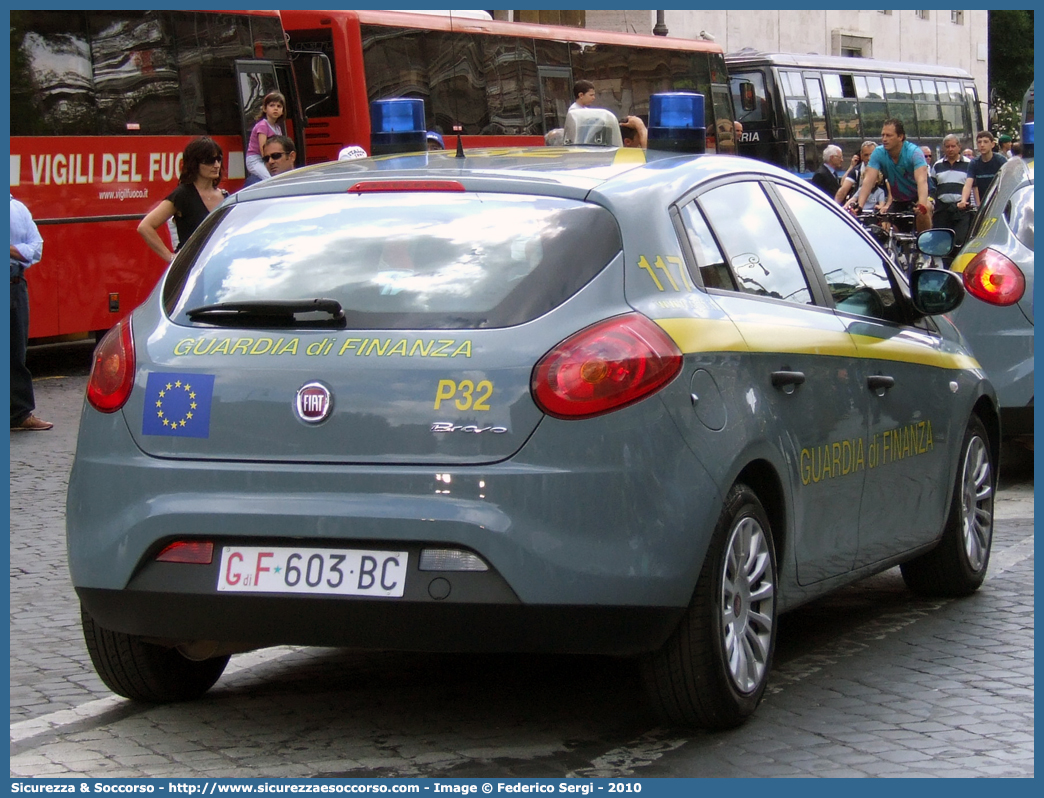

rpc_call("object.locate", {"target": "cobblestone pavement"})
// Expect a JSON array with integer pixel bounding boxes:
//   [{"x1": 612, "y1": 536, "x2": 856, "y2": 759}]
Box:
[{"x1": 9, "y1": 347, "x2": 1034, "y2": 777}]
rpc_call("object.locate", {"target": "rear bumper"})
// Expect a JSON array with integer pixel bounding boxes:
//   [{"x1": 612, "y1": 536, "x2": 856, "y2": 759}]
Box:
[
  {"x1": 77, "y1": 587, "x2": 685, "y2": 655},
  {"x1": 68, "y1": 398, "x2": 721, "y2": 617}
]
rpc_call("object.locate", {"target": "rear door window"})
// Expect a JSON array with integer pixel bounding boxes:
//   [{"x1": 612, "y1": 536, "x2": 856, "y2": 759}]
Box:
[
  {"x1": 694, "y1": 180, "x2": 814, "y2": 305},
  {"x1": 166, "y1": 192, "x2": 622, "y2": 329}
]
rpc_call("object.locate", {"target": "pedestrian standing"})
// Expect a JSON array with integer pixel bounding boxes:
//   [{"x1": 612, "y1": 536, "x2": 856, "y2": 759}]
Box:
[
  {"x1": 959, "y1": 130, "x2": 1007, "y2": 211},
  {"x1": 10, "y1": 194, "x2": 52, "y2": 431},
  {"x1": 137, "y1": 137, "x2": 227, "y2": 263},
  {"x1": 931, "y1": 134, "x2": 973, "y2": 247},
  {"x1": 837, "y1": 140, "x2": 876, "y2": 206},
  {"x1": 920, "y1": 145, "x2": 938, "y2": 198},
  {"x1": 811, "y1": 144, "x2": 844, "y2": 197}
]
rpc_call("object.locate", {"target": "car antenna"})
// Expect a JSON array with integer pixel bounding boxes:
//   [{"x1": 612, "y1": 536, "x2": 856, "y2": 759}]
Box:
[{"x1": 454, "y1": 124, "x2": 465, "y2": 159}]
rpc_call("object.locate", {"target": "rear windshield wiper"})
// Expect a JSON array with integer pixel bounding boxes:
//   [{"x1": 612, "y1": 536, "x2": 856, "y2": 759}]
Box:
[{"x1": 185, "y1": 298, "x2": 346, "y2": 328}]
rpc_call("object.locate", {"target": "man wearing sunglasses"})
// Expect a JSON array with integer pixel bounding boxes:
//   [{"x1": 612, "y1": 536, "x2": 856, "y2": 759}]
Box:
[{"x1": 262, "y1": 136, "x2": 297, "y2": 178}]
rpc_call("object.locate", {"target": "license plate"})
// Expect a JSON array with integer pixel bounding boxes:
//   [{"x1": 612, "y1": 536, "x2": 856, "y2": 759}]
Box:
[{"x1": 217, "y1": 546, "x2": 408, "y2": 597}]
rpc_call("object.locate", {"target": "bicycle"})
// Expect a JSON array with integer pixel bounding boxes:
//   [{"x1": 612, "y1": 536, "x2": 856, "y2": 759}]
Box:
[{"x1": 856, "y1": 210, "x2": 923, "y2": 276}]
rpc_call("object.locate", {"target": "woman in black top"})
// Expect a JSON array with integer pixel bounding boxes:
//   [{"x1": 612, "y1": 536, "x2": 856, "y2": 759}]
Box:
[{"x1": 138, "y1": 137, "x2": 227, "y2": 263}]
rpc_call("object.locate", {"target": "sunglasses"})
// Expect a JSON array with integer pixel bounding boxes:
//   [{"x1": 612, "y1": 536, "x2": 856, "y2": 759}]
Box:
[
  {"x1": 262, "y1": 152, "x2": 288, "y2": 163},
  {"x1": 202, "y1": 156, "x2": 223, "y2": 165}
]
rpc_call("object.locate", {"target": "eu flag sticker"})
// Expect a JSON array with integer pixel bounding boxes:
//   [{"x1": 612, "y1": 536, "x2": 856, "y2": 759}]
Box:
[{"x1": 142, "y1": 372, "x2": 216, "y2": 438}]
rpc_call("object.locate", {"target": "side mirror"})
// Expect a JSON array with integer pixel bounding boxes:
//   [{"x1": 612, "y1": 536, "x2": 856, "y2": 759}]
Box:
[
  {"x1": 917, "y1": 228, "x2": 955, "y2": 257},
  {"x1": 311, "y1": 54, "x2": 333, "y2": 96},
  {"x1": 910, "y1": 268, "x2": 964, "y2": 316},
  {"x1": 739, "y1": 82, "x2": 756, "y2": 112}
]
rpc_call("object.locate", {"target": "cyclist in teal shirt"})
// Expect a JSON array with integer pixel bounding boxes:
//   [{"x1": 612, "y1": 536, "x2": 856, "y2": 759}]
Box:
[{"x1": 854, "y1": 117, "x2": 932, "y2": 233}]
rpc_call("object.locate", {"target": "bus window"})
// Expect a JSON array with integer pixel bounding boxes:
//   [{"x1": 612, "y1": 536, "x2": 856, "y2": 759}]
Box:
[
  {"x1": 362, "y1": 27, "x2": 429, "y2": 110},
  {"x1": 581, "y1": 47, "x2": 624, "y2": 117},
  {"x1": 10, "y1": 11, "x2": 96, "y2": 136},
  {"x1": 534, "y1": 38, "x2": 570, "y2": 69},
  {"x1": 965, "y1": 84, "x2": 983, "y2": 133},
  {"x1": 823, "y1": 73, "x2": 860, "y2": 141},
  {"x1": 484, "y1": 37, "x2": 541, "y2": 135},
  {"x1": 538, "y1": 68, "x2": 572, "y2": 132},
  {"x1": 913, "y1": 79, "x2": 942, "y2": 138},
  {"x1": 430, "y1": 33, "x2": 488, "y2": 135},
  {"x1": 711, "y1": 85, "x2": 737, "y2": 151},
  {"x1": 88, "y1": 11, "x2": 181, "y2": 135},
  {"x1": 780, "y1": 71, "x2": 812, "y2": 142},
  {"x1": 885, "y1": 76, "x2": 917, "y2": 137},
  {"x1": 939, "y1": 81, "x2": 966, "y2": 139},
  {"x1": 855, "y1": 75, "x2": 887, "y2": 140},
  {"x1": 731, "y1": 71, "x2": 769, "y2": 126},
  {"x1": 805, "y1": 77, "x2": 827, "y2": 141}
]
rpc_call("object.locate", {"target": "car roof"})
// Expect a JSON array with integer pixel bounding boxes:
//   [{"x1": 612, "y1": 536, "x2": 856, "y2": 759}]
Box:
[{"x1": 229, "y1": 147, "x2": 799, "y2": 206}]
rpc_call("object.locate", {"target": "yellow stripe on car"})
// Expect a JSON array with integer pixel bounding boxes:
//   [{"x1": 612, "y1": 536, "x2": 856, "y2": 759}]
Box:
[
  {"x1": 848, "y1": 333, "x2": 980, "y2": 370},
  {"x1": 949, "y1": 250, "x2": 976, "y2": 274},
  {"x1": 656, "y1": 317, "x2": 979, "y2": 371},
  {"x1": 613, "y1": 148, "x2": 648, "y2": 166}
]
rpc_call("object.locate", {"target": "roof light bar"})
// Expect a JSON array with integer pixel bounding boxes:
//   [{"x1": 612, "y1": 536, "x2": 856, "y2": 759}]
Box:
[
  {"x1": 647, "y1": 92, "x2": 707, "y2": 154},
  {"x1": 370, "y1": 98, "x2": 427, "y2": 156}
]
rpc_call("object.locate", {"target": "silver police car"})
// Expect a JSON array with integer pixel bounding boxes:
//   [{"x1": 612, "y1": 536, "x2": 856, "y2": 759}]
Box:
[
  {"x1": 68, "y1": 103, "x2": 997, "y2": 730},
  {"x1": 948, "y1": 156, "x2": 1033, "y2": 441}
]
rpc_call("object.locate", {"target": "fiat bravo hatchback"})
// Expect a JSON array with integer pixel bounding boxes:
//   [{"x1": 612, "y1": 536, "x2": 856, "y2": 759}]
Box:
[
  {"x1": 69, "y1": 140, "x2": 998, "y2": 729},
  {"x1": 947, "y1": 156, "x2": 1034, "y2": 441}
]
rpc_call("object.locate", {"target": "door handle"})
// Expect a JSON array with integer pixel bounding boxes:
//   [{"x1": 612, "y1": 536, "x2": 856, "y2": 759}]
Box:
[
  {"x1": 771, "y1": 370, "x2": 806, "y2": 388},
  {"x1": 867, "y1": 375, "x2": 895, "y2": 392}
]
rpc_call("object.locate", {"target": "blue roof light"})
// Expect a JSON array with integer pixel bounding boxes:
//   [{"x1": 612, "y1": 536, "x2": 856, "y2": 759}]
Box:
[
  {"x1": 371, "y1": 98, "x2": 424, "y2": 133},
  {"x1": 647, "y1": 92, "x2": 706, "y2": 154},
  {"x1": 370, "y1": 98, "x2": 427, "y2": 155}
]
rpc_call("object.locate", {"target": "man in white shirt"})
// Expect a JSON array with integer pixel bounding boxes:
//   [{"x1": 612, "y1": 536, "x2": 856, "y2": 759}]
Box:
[
  {"x1": 10, "y1": 194, "x2": 51, "y2": 430},
  {"x1": 568, "y1": 80, "x2": 596, "y2": 112}
]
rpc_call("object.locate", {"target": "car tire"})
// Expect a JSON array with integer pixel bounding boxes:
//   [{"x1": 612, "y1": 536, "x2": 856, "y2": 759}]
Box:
[
  {"x1": 81, "y1": 606, "x2": 229, "y2": 702},
  {"x1": 900, "y1": 415, "x2": 995, "y2": 597},
  {"x1": 641, "y1": 483, "x2": 777, "y2": 730}
]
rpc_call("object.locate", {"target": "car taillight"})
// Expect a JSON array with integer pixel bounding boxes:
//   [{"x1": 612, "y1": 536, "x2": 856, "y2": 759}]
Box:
[
  {"x1": 86, "y1": 318, "x2": 135, "y2": 413},
  {"x1": 532, "y1": 314, "x2": 682, "y2": 419},
  {"x1": 962, "y1": 248, "x2": 1026, "y2": 306},
  {"x1": 155, "y1": 540, "x2": 214, "y2": 565}
]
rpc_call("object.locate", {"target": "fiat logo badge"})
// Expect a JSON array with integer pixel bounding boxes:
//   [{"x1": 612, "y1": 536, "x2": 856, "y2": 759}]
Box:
[{"x1": 296, "y1": 382, "x2": 332, "y2": 424}]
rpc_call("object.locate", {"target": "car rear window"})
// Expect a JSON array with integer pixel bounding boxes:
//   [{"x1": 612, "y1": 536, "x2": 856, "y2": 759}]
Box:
[{"x1": 165, "y1": 192, "x2": 622, "y2": 329}]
